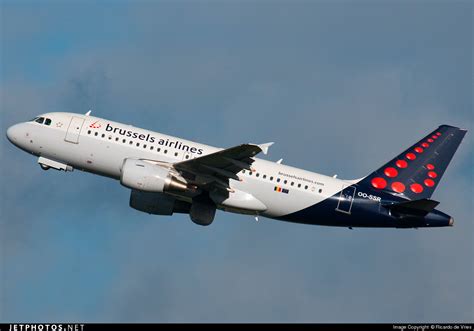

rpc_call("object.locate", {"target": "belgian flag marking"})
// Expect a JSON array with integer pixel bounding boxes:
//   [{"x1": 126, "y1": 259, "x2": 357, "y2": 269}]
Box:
[{"x1": 274, "y1": 186, "x2": 289, "y2": 194}]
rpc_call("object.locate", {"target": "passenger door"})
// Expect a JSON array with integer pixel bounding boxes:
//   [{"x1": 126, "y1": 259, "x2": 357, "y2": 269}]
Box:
[
  {"x1": 64, "y1": 117, "x2": 85, "y2": 144},
  {"x1": 335, "y1": 185, "x2": 356, "y2": 214}
]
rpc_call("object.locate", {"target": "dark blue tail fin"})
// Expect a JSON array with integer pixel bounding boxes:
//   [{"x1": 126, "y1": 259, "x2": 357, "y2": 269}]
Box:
[{"x1": 358, "y1": 125, "x2": 467, "y2": 200}]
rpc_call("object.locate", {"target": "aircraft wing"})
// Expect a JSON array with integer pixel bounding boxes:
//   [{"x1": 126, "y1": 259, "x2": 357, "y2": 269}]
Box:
[{"x1": 173, "y1": 142, "x2": 273, "y2": 191}]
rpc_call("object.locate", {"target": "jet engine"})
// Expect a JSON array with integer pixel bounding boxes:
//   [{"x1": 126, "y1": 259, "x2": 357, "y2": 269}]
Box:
[
  {"x1": 120, "y1": 158, "x2": 196, "y2": 194},
  {"x1": 130, "y1": 189, "x2": 191, "y2": 215}
]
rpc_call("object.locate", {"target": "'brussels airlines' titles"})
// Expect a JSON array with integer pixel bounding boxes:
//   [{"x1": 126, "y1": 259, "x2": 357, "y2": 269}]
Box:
[{"x1": 105, "y1": 123, "x2": 203, "y2": 155}]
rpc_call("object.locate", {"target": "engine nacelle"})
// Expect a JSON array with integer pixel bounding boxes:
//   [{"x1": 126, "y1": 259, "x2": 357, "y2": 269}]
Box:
[
  {"x1": 120, "y1": 159, "x2": 190, "y2": 193},
  {"x1": 129, "y1": 189, "x2": 191, "y2": 215}
]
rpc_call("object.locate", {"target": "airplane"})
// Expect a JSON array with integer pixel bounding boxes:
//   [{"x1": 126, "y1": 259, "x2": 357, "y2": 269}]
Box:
[{"x1": 6, "y1": 112, "x2": 467, "y2": 228}]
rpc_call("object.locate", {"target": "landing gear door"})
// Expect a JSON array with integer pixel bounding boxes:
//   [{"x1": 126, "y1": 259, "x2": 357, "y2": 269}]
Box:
[
  {"x1": 336, "y1": 185, "x2": 356, "y2": 214},
  {"x1": 65, "y1": 117, "x2": 85, "y2": 144}
]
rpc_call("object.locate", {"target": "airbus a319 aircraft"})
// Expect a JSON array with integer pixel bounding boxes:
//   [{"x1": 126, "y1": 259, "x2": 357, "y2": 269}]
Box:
[{"x1": 6, "y1": 112, "x2": 466, "y2": 228}]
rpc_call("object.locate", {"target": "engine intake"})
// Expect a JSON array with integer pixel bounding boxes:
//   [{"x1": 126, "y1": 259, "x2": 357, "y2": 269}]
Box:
[{"x1": 120, "y1": 158, "x2": 191, "y2": 193}]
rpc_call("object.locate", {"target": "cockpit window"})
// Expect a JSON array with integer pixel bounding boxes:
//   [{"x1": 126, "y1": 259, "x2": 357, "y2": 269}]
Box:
[
  {"x1": 35, "y1": 117, "x2": 45, "y2": 124},
  {"x1": 44, "y1": 118, "x2": 52, "y2": 126}
]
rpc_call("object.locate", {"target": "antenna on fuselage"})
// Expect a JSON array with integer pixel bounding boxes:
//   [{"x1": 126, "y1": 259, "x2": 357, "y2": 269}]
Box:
[
  {"x1": 276, "y1": 159, "x2": 283, "y2": 164},
  {"x1": 85, "y1": 109, "x2": 92, "y2": 116}
]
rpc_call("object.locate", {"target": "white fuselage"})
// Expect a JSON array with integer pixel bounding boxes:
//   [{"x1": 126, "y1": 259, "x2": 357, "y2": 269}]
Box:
[{"x1": 7, "y1": 112, "x2": 356, "y2": 219}]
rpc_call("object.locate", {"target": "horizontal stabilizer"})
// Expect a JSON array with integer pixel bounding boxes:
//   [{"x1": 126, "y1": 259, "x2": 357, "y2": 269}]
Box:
[{"x1": 384, "y1": 199, "x2": 439, "y2": 216}]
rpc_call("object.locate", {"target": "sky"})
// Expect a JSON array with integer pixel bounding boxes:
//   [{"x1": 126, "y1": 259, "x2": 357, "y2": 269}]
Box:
[{"x1": 0, "y1": 0, "x2": 472, "y2": 323}]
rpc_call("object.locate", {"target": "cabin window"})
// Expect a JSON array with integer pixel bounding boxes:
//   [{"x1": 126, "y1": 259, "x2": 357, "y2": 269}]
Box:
[
  {"x1": 150, "y1": 146, "x2": 154, "y2": 150},
  {"x1": 298, "y1": 183, "x2": 301, "y2": 188},
  {"x1": 88, "y1": 130, "x2": 91, "y2": 135},
  {"x1": 276, "y1": 178, "x2": 280, "y2": 182},
  {"x1": 115, "y1": 137, "x2": 119, "y2": 141},
  {"x1": 270, "y1": 176, "x2": 274, "y2": 181},
  {"x1": 283, "y1": 180, "x2": 287, "y2": 184},
  {"x1": 319, "y1": 189, "x2": 322, "y2": 193},
  {"x1": 44, "y1": 118, "x2": 52, "y2": 126},
  {"x1": 143, "y1": 145, "x2": 147, "y2": 149},
  {"x1": 94, "y1": 132, "x2": 98, "y2": 136},
  {"x1": 242, "y1": 170, "x2": 246, "y2": 174},
  {"x1": 136, "y1": 143, "x2": 140, "y2": 147},
  {"x1": 305, "y1": 185, "x2": 308, "y2": 190},
  {"x1": 249, "y1": 171, "x2": 252, "y2": 176},
  {"x1": 129, "y1": 141, "x2": 133, "y2": 145},
  {"x1": 122, "y1": 139, "x2": 126, "y2": 143},
  {"x1": 108, "y1": 136, "x2": 112, "y2": 140},
  {"x1": 157, "y1": 148, "x2": 161, "y2": 152},
  {"x1": 256, "y1": 173, "x2": 260, "y2": 177},
  {"x1": 164, "y1": 150, "x2": 168, "y2": 154},
  {"x1": 263, "y1": 174, "x2": 267, "y2": 179},
  {"x1": 291, "y1": 182, "x2": 294, "y2": 186},
  {"x1": 101, "y1": 134, "x2": 105, "y2": 138},
  {"x1": 174, "y1": 152, "x2": 178, "y2": 157},
  {"x1": 185, "y1": 155, "x2": 189, "y2": 159}
]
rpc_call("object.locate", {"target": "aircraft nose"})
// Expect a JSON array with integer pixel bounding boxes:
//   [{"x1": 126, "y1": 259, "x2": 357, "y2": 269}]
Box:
[{"x1": 6, "y1": 124, "x2": 21, "y2": 144}]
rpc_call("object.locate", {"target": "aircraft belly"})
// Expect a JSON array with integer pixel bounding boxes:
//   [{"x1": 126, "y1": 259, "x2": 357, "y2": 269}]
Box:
[{"x1": 232, "y1": 177, "x2": 345, "y2": 218}]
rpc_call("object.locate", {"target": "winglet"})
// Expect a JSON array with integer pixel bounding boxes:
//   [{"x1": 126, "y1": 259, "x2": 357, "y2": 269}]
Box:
[{"x1": 258, "y1": 142, "x2": 274, "y2": 155}]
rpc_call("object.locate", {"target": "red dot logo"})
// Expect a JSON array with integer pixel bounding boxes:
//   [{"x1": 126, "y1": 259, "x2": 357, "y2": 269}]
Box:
[
  {"x1": 391, "y1": 182, "x2": 406, "y2": 193},
  {"x1": 410, "y1": 183, "x2": 424, "y2": 193},
  {"x1": 428, "y1": 171, "x2": 437, "y2": 178},
  {"x1": 406, "y1": 153, "x2": 416, "y2": 160},
  {"x1": 426, "y1": 164, "x2": 435, "y2": 170},
  {"x1": 414, "y1": 147, "x2": 423, "y2": 153},
  {"x1": 436, "y1": 132, "x2": 442, "y2": 136},
  {"x1": 371, "y1": 177, "x2": 387, "y2": 189},
  {"x1": 427, "y1": 138, "x2": 434, "y2": 143},
  {"x1": 89, "y1": 121, "x2": 102, "y2": 129},
  {"x1": 396, "y1": 160, "x2": 408, "y2": 168},
  {"x1": 384, "y1": 167, "x2": 398, "y2": 177},
  {"x1": 424, "y1": 179, "x2": 435, "y2": 187},
  {"x1": 422, "y1": 143, "x2": 429, "y2": 148}
]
